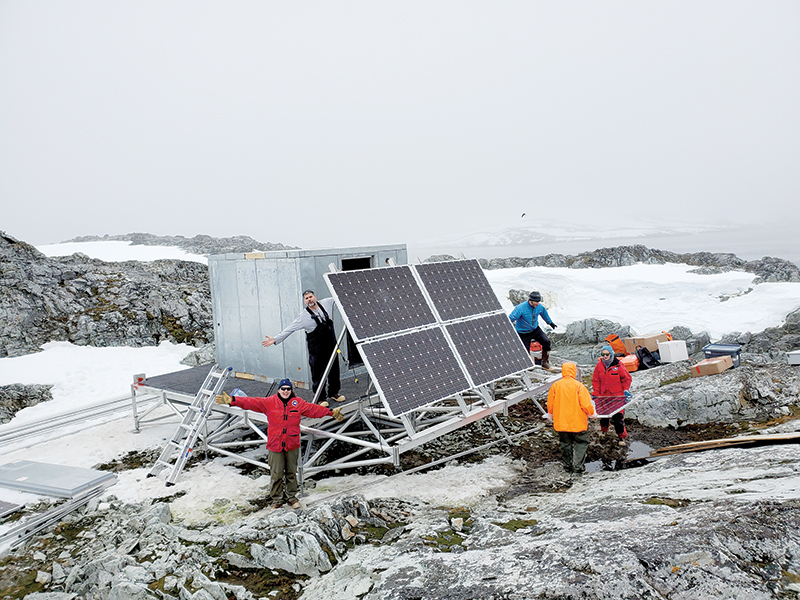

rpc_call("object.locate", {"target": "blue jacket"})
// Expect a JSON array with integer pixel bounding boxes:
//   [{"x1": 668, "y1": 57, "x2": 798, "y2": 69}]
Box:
[{"x1": 509, "y1": 301, "x2": 553, "y2": 333}]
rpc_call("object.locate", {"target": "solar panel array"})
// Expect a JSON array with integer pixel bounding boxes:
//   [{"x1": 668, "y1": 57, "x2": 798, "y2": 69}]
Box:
[{"x1": 325, "y1": 259, "x2": 533, "y2": 417}]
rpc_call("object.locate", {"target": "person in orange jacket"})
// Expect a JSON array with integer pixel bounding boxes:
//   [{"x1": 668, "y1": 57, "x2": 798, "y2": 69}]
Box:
[
  {"x1": 216, "y1": 379, "x2": 343, "y2": 509},
  {"x1": 547, "y1": 362, "x2": 596, "y2": 474}
]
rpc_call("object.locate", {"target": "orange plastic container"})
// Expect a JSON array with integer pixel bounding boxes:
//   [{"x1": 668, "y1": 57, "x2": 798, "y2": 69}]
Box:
[
  {"x1": 529, "y1": 342, "x2": 542, "y2": 365},
  {"x1": 619, "y1": 355, "x2": 639, "y2": 372}
]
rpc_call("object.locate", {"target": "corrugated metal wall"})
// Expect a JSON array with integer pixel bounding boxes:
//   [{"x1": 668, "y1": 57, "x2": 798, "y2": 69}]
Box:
[{"x1": 209, "y1": 245, "x2": 407, "y2": 387}]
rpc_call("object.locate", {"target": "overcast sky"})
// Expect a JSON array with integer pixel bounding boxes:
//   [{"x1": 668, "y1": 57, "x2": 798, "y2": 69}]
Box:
[{"x1": 1, "y1": 2, "x2": 799, "y2": 250}]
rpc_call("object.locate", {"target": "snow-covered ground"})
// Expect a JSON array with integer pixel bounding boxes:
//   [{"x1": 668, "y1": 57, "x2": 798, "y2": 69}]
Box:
[
  {"x1": 485, "y1": 262, "x2": 800, "y2": 339},
  {"x1": 36, "y1": 240, "x2": 208, "y2": 264},
  {"x1": 1, "y1": 239, "x2": 798, "y2": 528}
]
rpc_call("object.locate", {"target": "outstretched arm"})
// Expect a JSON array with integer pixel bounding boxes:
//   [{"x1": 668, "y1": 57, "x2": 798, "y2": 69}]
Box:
[{"x1": 263, "y1": 313, "x2": 305, "y2": 347}]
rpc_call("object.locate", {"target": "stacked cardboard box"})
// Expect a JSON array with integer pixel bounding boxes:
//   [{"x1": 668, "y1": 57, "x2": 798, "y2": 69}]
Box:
[{"x1": 623, "y1": 333, "x2": 670, "y2": 354}]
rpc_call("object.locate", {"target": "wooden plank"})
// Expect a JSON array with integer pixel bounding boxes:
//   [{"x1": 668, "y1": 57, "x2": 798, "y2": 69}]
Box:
[{"x1": 649, "y1": 432, "x2": 800, "y2": 458}]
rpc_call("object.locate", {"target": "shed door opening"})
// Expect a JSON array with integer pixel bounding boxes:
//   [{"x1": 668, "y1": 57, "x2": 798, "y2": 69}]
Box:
[{"x1": 341, "y1": 256, "x2": 372, "y2": 366}]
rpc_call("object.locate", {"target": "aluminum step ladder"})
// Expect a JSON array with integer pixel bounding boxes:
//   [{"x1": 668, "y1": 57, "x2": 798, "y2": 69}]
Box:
[{"x1": 148, "y1": 364, "x2": 232, "y2": 486}]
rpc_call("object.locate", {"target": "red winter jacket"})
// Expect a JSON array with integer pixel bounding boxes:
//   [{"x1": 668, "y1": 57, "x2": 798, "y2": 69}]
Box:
[
  {"x1": 231, "y1": 394, "x2": 332, "y2": 452},
  {"x1": 591, "y1": 357, "x2": 632, "y2": 398}
]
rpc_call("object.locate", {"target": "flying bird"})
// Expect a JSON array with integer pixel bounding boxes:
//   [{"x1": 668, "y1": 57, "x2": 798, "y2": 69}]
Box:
[{"x1": 521, "y1": 212, "x2": 526, "y2": 218}]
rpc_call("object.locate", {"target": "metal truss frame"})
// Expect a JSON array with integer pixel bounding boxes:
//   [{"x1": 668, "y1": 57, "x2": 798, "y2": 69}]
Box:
[{"x1": 131, "y1": 369, "x2": 558, "y2": 484}]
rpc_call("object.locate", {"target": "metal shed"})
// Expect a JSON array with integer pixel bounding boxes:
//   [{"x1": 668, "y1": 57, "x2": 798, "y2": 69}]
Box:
[{"x1": 208, "y1": 244, "x2": 407, "y2": 388}]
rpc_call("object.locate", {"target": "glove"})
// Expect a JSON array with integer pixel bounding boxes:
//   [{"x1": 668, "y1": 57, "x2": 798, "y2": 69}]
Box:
[
  {"x1": 332, "y1": 407, "x2": 344, "y2": 422},
  {"x1": 624, "y1": 390, "x2": 632, "y2": 399},
  {"x1": 550, "y1": 323, "x2": 557, "y2": 329},
  {"x1": 215, "y1": 391, "x2": 232, "y2": 405}
]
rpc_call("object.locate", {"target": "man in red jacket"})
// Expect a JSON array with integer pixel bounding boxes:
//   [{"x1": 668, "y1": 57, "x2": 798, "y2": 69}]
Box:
[{"x1": 216, "y1": 379, "x2": 343, "y2": 509}]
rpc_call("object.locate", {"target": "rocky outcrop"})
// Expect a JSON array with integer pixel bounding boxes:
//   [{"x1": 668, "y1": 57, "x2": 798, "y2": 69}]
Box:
[
  {"x1": 475, "y1": 244, "x2": 800, "y2": 282},
  {"x1": 0, "y1": 231, "x2": 213, "y2": 357},
  {"x1": 722, "y1": 306, "x2": 800, "y2": 359},
  {"x1": 628, "y1": 362, "x2": 800, "y2": 428},
  {"x1": 8, "y1": 445, "x2": 800, "y2": 600},
  {"x1": 64, "y1": 232, "x2": 296, "y2": 255},
  {"x1": 0, "y1": 383, "x2": 53, "y2": 424},
  {"x1": 2, "y1": 494, "x2": 400, "y2": 600}
]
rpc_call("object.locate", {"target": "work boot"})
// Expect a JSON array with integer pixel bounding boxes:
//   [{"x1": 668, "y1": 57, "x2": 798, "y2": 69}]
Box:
[{"x1": 541, "y1": 351, "x2": 552, "y2": 371}]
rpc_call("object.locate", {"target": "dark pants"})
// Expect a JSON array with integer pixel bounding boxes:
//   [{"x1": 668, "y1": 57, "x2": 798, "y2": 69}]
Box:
[
  {"x1": 559, "y1": 430, "x2": 590, "y2": 473},
  {"x1": 518, "y1": 327, "x2": 551, "y2": 353},
  {"x1": 308, "y1": 339, "x2": 342, "y2": 398},
  {"x1": 268, "y1": 448, "x2": 300, "y2": 504},
  {"x1": 600, "y1": 411, "x2": 625, "y2": 435}
]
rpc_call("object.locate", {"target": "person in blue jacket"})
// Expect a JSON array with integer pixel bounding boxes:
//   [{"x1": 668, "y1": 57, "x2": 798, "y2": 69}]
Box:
[{"x1": 509, "y1": 291, "x2": 557, "y2": 370}]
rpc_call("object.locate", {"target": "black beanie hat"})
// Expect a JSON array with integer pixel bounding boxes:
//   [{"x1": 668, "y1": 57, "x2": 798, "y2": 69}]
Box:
[{"x1": 529, "y1": 291, "x2": 542, "y2": 302}]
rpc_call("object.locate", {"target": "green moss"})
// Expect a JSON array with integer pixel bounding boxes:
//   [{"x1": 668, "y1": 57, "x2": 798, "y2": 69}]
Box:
[
  {"x1": 447, "y1": 506, "x2": 472, "y2": 521},
  {"x1": 0, "y1": 565, "x2": 44, "y2": 599},
  {"x1": 421, "y1": 530, "x2": 465, "y2": 552},
  {"x1": 214, "y1": 567, "x2": 308, "y2": 599},
  {"x1": 642, "y1": 497, "x2": 690, "y2": 508},
  {"x1": 493, "y1": 518, "x2": 538, "y2": 532},
  {"x1": 659, "y1": 373, "x2": 693, "y2": 386},
  {"x1": 160, "y1": 315, "x2": 207, "y2": 345}
]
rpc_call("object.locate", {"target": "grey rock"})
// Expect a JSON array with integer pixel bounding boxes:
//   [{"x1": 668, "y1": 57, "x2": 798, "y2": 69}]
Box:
[
  {"x1": 220, "y1": 551, "x2": 257, "y2": 569},
  {"x1": 628, "y1": 363, "x2": 800, "y2": 427},
  {"x1": 22, "y1": 594, "x2": 78, "y2": 600},
  {"x1": 180, "y1": 343, "x2": 216, "y2": 367},
  {"x1": 1, "y1": 230, "x2": 214, "y2": 358},
  {"x1": 64, "y1": 232, "x2": 295, "y2": 256},
  {"x1": 107, "y1": 581, "x2": 152, "y2": 600},
  {"x1": 0, "y1": 383, "x2": 53, "y2": 424},
  {"x1": 562, "y1": 318, "x2": 633, "y2": 345}
]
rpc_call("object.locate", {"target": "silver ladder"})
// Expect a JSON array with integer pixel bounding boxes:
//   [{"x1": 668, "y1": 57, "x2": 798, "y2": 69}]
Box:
[{"x1": 148, "y1": 364, "x2": 232, "y2": 486}]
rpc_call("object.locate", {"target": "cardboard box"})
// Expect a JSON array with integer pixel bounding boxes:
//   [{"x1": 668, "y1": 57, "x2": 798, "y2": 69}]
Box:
[
  {"x1": 623, "y1": 333, "x2": 671, "y2": 354},
  {"x1": 691, "y1": 355, "x2": 733, "y2": 377},
  {"x1": 657, "y1": 340, "x2": 689, "y2": 363},
  {"x1": 787, "y1": 350, "x2": 800, "y2": 365},
  {"x1": 703, "y1": 343, "x2": 742, "y2": 368}
]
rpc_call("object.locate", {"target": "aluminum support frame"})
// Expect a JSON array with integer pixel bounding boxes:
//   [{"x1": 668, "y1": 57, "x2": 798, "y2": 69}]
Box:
[{"x1": 131, "y1": 370, "x2": 558, "y2": 484}]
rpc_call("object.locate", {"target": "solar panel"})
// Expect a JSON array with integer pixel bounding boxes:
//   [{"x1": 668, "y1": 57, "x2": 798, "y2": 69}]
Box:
[
  {"x1": 0, "y1": 500, "x2": 21, "y2": 519},
  {"x1": 592, "y1": 395, "x2": 630, "y2": 418},
  {"x1": 359, "y1": 328, "x2": 471, "y2": 417},
  {"x1": 416, "y1": 259, "x2": 502, "y2": 321},
  {"x1": 326, "y1": 266, "x2": 436, "y2": 341},
  {"x1": 447, "y1": 313, "x2": 534, "y2": 387}
]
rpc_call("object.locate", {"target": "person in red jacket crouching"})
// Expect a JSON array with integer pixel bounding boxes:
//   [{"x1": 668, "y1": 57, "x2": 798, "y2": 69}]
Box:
[{"x1": 216, "y1": 378, "x2": 343, "y2": 510}]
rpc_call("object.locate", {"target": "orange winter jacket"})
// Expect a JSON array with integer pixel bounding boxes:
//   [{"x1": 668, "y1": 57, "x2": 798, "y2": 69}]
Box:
[{"x1": 547, "y1": 362, "x2": 596, "y2": 433}]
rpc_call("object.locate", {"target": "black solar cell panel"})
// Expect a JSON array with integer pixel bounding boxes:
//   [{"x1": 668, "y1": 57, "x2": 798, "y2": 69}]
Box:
[
  {"x1": 416, "y1": 259, "x2": 502, "y2": 321},
  {"x1": 360, "y1": 328, "x2": 471, "y2": 417},
  {"x1": 447, "y1": 313, "x2": 533, "y2": 387},
  {"x1": 327, "y1": 266, "x2": 436, "y2": 340}
]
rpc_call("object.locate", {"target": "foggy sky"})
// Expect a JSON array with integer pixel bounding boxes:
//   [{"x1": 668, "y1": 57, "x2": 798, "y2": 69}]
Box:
[{"x1": 1, "y1": 2, "x2": 799, "y2": 249}]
